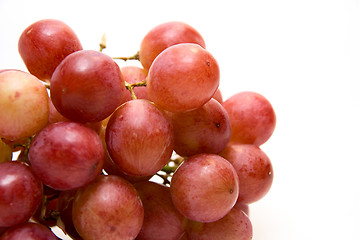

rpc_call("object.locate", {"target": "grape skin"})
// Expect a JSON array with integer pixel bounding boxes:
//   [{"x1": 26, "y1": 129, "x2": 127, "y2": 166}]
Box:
[
  {"x1": 0, "y1": 161, "x2": 43, "y2": 228},
  {"x1": 186, "y1": 202, "x2": 253, "y2": 240},
  {"x1": 223, "y1": 91, "x2": 276, "y2": 146},
  {"x1": 18, "y1": 19, "x2": 83, "y2": 82},
  {"x1": 134, "y1": 181, "x2": 187, "y2": 240},
  {"x1": 220, "y1": 143, "x2": 274, "y2": 204},
  {"x1": 170, "y1": 98, "x2": 231, "y2": 157},
  {"x1": 0, "y1": 70, "x2": 49, "y2": 141},
  {"x1": 28, "y1": 122, "x2": 105, "y2": 191},
  {"x1": 50, "y1": 50, "x2": 127, "y2": 123},
  {"x1": 72, "y1": 175, "x2": 144, "y2": 240},
  {"x1": 170, "y1": 154, "x2": 239, "y2": 223},
  {"x1": 105, "y1": 99, "x2": 174, "y2": 177},
  {"x1": 147, "y1": 43, "x2": 220, "y2": 113},
  {"x1": 139, "y1": 21, "x2": 206, "y2": 71},
  {"x1": 0, "y1": 222, "x2": 58, "y2": 240}
]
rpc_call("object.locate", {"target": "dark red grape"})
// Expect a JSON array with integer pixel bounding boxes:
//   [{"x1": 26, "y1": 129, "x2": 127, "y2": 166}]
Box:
[
  {"x1": 50, "y1": 50, "x2": 127, "y2": 122},
  {"x1": 28, "y1": 122, "x2": 105, "y2": 191},
  {"x1": 0, "y1": 161, "x2": 43, "y2": 228}
]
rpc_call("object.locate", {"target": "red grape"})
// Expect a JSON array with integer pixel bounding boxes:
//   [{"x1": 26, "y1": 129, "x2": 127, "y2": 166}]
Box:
[
  {"x1": 0, "y1": 161, "x2": 43, "y2": 228},
  {"x1": 147, "y1": 43, "x2": 220, "y2": 113},
  {"x1": 134, "y1": 181, "x2": 187, "y2": 240},
  {"x1": 0, "y1": 70, "x2": 49, "y2": 140},
  {"x1": 186, "y1": 202, "x2": 253, "y2": 240},
  {"x1": 170, "y1": 98, "x2": 231, "y2": 157},
  {"x1": 72, "y1": 175, "x2": 144, "y2": 240},
  {"x1": 220, "y1": 143, "x2": 274, "y2": 204},
  {"x1": 0, "y1": 222, "x2": 58, "y2": 240},
  {"x1": 18, "y1": 19, "x2": 82, "y2": 82},
  {"x1": 170, "y1": 154, "x2": 239, "y2": 223},
  {"x1": 28, "y1": 122, "x2": 105, "y2": 191},
  {"x1": 50, "y1": 50, "x2": 127, "y2": 122},
  {"x1": 105, "y1": 99, "x2": 174, "y2": 176},
  {"x1": 139, "y1": 21, "x2": 206, "y2": 71},
  {"x1": 222, "y1": 91, "x2": 276, "y2": 146}
]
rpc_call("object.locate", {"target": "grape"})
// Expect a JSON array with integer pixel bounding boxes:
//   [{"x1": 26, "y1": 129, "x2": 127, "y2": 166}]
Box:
[
  {"x1": 220, "y1": 143, "x2": 274, "y2": 204},
  {"x1": 0, "y1": 70, "x2": 49, "y2": 140},
  {"x1": 105, "y1": 99, "x2": 174, "y2": 176},
  {"x1": 72, "y1": 175, "x2": 144, "y2": 240},
  {"x1": 0, "y1": 222, "x2": 58, "y2": 240},
  {"x1": 186, "y1": 202, "x2": 253, "y2": 240},
  {"x1": 0, "y1": 139, "x2": 12, "y2": 163},
  {"x1": 28, "y1": 122, "x2": 105, "y2": 191},
  {"x1": 120, "y1": 65, "x2": 150, "y2": 101},
  {"x1": 147, "y1": 43, "x2": 220, "y2": 113},
  {"x1": 0, "y1": 161, "x2": 43, "y2": 228},
  {"x1": 50, "y1": 50, "x2": 127, "y2": 123},
  {"x1": 134, "y1": 181, "x2": 187, "y2": 240},
  {"x1": 139, "y1": 21, "x2": 206, "y2": 71},
  {"x1": 18, "y1": 19, "x2": 82, "y2": 82},
  {"x1": 222, "y1": 91, "x2": 276, "y2": 146},
  {"x1": 170, "y1": 98, "x2": 231, "y2": 157},
  {"x1": 170, "y1": 154, "x2": 239, "y2": 223}
]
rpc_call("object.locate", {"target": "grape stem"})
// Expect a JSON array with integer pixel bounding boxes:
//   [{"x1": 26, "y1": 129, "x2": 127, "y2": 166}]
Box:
[
  {"x1": 113, "y1": 51, "x2": 140, "y2": 61},
  {"x1": 99, "y1": 33, "x2": 106, "y2": 52},
  {"x1": 125, "y1": 80, "x2": 147, "y2": 100}
]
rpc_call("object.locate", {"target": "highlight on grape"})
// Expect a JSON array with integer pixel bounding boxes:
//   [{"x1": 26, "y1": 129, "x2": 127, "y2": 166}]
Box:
[{"x1": 0, "y1": 19, "x2": 276, "y2": 240}]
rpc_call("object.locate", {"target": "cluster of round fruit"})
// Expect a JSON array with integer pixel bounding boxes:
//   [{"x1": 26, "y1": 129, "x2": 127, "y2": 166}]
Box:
[{"x1": 0, "y1": 19, "x2": 276, "y2": 240}]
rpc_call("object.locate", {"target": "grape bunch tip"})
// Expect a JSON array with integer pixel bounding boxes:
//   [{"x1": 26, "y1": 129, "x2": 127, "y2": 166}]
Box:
[{"x1": 0, "y1": 19, "x2": 277, "y2": 240}]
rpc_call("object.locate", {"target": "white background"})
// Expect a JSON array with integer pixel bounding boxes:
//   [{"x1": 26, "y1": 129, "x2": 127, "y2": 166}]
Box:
[{"x1": 1, "y1": 0, "x2": 359, "y2": 239}]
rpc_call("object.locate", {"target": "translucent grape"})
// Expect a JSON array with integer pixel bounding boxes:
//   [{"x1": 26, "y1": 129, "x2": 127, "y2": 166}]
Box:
[
  {"x1": 0, "y1": 70, "x2": 49, "y2": 140},
  {"x1": 18, "y1": 19, "x2": 82, "y2": 82},
  {"x1": 222, "y1": 91, "x2": 276, "y2": 146},
  {"x1": 147, "y1": 43, "x2": 220, "y2": 113},
  {"x1": 139, "y1": 21, "x2": 206, "y2": 71},
  {"x1": 72, "y1": 175, "x2": 144, "y2": 240},
  {"x1": 170, "y1": 154, "x2": 239, "y2": 223}
]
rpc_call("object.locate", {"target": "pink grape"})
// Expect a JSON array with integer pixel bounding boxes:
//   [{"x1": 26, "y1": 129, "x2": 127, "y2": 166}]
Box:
[
  {"x1": 105, "y1": 99, "x2": 174, "y2": 176},
  {"x1": 220, "y1": 143, "x2": 274, "y2": 204},
  {"x1": 0, "y1": 161, "x2": 43, "y2": 228},
  {"x1": 28, "y1": 122, "x2": 105, "y2": 191},
  {"x1": 72, "y1": 175, "x2": 144, "y2": 240},
  {"x1": 0, "y1": 222, "x2": 58, "y2": 240},
  {"x1": 186, "y1": 202, "x2": 253, "y2": 240},
  {"x1": 0, "y1": 70, "x2": 49, "y2": 140},
  {"x1": 170, "y1": 98, "x2": 231, "y2": 157},
  {"x1": 147, "y1": 43, "x2": 220, "y2": 113},
  {"x1": 134, "y1": 181, "x2": 187, "y2": 240},
  {"x1": 170, "y1": 154, "x2": 239, "y2": 223},
  {"x1": 50, "y1": 50, "x2": 127, "y2": 122},
  {"x1": 18, "y1": 19, "x2": 82, "y2": 82},
  {"x1": 222, "y1": 91, "x2": 276, "y2": 146},
  {"x1": 139, "y1": 21, "x2": 206, "y2": 71}
]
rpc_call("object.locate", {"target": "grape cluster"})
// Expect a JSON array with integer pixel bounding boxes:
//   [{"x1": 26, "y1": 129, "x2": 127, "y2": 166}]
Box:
[{"x1": 0, "y1": 19, "x2": 276, "y2": 240}]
